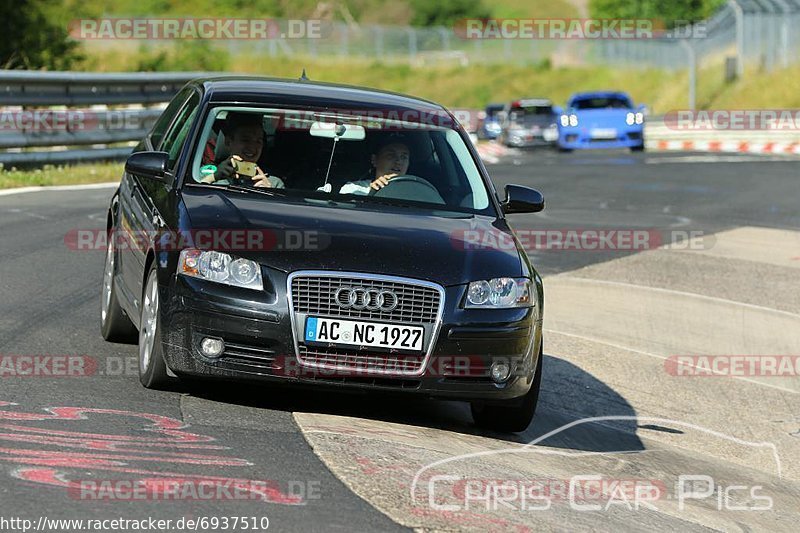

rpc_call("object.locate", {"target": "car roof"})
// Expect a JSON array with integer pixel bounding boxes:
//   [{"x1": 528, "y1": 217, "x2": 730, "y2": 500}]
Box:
[
  {"x1": 569, "y1": 91, "x2": 631, "y2": 101},
  {"x1": 195, "y1": 76, "x2": 448, "y2": 114},
  {"x1": 508, "y1": 98, "x2": 552, "y2": 107}
]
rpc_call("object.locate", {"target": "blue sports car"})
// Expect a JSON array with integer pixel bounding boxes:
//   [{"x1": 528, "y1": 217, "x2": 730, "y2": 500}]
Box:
[
  {"x1": 477, "y1": 103, "x2": 505, "y2": 140},
  {"x1": 556, "y1": 91, "x2": 645, "y2": 152}
]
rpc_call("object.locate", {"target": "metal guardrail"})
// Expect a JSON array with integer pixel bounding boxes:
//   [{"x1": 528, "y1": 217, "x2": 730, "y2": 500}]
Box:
[
  {"x1": 0, "y1": 71, "x2": 211, "y2": 166},
  {"x1": 0, "y1": 71, "x2": 209, "y2": 106}
]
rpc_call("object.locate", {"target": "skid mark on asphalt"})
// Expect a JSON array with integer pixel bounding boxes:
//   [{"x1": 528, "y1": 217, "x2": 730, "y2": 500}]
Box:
[{"x1": 0, "y1": 401, "x2": 303, "y2": 505}]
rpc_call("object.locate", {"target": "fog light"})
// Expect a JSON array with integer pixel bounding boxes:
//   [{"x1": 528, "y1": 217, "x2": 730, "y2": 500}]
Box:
[
  {"x1": 200, "y1": 337, "x2": 225, "y2": 358},
  {"x1": 490, "y1": 361, "x2": 511, "y2": 383}
]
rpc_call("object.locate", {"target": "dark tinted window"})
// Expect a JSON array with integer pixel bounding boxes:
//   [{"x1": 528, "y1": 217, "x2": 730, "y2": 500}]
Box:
[
  {"x1": 150, "y1": 87, "x2": 195, "y2": 149},
  {"x1": 161, "y1": 93, "x2": 201, "y2": 169},
  {"x1": 572, "y1": 97, "x2": 632, "y2": 110}
]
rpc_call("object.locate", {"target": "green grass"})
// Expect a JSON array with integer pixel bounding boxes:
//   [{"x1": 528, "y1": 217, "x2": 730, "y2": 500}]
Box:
[{"x1": 0, "y1": 163, "x2": 122, "y2": 189}]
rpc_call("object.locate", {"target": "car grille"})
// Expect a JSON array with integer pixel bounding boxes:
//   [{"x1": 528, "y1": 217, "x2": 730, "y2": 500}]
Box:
[
  {"x1": 291, "y1": 275, "x2": 440, "y2": 323},
  {"x1": 289, "y1": 273, "x2": 444, "y2": 375},
  {"x1": 297, "y1": 345, "x2": 425, "y2": 374}
]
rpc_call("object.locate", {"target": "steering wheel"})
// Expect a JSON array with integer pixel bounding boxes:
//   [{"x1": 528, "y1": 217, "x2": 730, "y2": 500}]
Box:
[{"x1": 370, "y1": 175, "x2": 445, "y2": 204}]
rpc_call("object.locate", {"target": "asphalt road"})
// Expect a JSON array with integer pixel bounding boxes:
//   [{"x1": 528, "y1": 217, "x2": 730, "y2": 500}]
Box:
[{"x1": 0, "y1": 149, "x2": 798, "y2": 532}]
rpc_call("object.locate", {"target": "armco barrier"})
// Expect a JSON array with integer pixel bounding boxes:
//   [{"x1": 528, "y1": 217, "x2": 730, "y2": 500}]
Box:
[{"x1": 0, "y1": 71, "x2": 212, "y2": 166}]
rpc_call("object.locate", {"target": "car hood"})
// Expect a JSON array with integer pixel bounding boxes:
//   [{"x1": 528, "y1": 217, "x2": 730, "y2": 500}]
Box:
[
  {"x1": 513, "y1": 115, "x2": 554, "y2": 129},
  {"x1": 572, "y1": 108, "x2": 633, "y2": 128},
  {"x1": 180, "y1": 188, "x2": 524, "y2": 287}
]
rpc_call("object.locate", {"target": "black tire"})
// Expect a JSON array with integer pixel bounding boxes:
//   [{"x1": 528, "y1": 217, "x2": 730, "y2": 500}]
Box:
[
  {"x1": 557, "y1": 146, "x2": 573, "y2": 153},
  {"x1": 471, "y1": 342, "x2": 543, "y2": 433},
  {"x1": 100, "y1": 229, "x2": 137, "y2": 343},
  {"x1": 630, "y1": 144, "x2": 645, "y2": 152},
  {"x1": 138, "y1": 266, "x2": 170, "y2": 389}
]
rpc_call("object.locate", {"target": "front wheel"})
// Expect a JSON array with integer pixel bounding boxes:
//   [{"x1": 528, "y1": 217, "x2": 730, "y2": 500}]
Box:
[
  {"x1": 100, "y1": 236, "x2": 137, "y2": 343},
  {"x1": 138, "y1": 266, "x2": 170, "y2": 389},
  {"x1": 630, "y1": 144, "x2": 645, "y2": 152},
  {"x1": 471, "y1": 342, "x2": 543, "y2": 433}
]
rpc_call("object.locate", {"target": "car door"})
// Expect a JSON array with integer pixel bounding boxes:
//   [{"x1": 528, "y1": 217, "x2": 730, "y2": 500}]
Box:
[{"x1": 118, "y1": 89, "x2": 201, "y2": 314}]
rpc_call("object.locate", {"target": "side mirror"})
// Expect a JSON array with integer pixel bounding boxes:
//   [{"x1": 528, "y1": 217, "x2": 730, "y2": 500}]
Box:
[
  {"x1": 553, "y1": 106, "x2": 563, "y2": 115},
  {"x1": 638, "y1": 104, "x2": 649, "y2": 114},
  {"x1": 126, "y1": 151, "x2": 169, "y2": 182},
  {"x1": 502, "y1": 184, "x2": 545, "y2": 214}
]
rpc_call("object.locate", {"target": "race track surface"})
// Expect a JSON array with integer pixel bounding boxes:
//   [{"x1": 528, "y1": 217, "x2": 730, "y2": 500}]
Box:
[{"x1": 1, "y1": 149, "x2": 798, "y2": 531}]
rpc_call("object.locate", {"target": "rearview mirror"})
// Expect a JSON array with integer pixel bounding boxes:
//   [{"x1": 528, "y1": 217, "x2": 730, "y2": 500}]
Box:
[
  {"x1": 502, "y1": 184, "x2": 545, "y2": 214},
  {"x1": 309, "y1": 121, "x2": 366, "y2": 141},
  {"x1": 125, "y1": 151, "x2": 169, "y2": 182}
]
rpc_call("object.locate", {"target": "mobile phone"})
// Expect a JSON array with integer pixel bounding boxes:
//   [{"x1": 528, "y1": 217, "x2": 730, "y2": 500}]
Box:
[{"x1": 234, "y1": 160, "x2": 257, "y2": 177}]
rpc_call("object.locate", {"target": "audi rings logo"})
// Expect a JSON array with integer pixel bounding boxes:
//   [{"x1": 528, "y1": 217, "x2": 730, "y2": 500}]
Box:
[{"x1": 334, "y1": 287, "x2": 399, "y2": 312}]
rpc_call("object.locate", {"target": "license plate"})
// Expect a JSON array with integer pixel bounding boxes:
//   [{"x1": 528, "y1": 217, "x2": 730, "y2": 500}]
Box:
[
  {"x1": 304, "y1": 317, "x2": 424, "y2": 352},
  {"x1": 591, "y1": 128, "x2": 617, "y2": 139}
]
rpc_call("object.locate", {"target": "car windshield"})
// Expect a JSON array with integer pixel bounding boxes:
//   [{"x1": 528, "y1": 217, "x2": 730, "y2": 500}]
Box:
[
  {"x1": 485, "y1": 105, "x2": 504, "y2": 117},
  {"x1": 509, "y1": 105, "x2": 553, "y2": 118},
  {"x1": 507, "y1": 103, "x2": 553, "y2": 126},
  {"x1": 190, "y1": 107, "x2": 493, "y2": 215},
  {"x1": 572, "y1": 96, "x2": 632, "y2": 110}
]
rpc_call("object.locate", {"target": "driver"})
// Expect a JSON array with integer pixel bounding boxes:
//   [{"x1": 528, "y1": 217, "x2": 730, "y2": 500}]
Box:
[
  {"x1": 199, "y1": 112, "x2": 284, "y2": 188},
  {"x1": 339, "y1": 136, "x2": 410, "y2": 195}
]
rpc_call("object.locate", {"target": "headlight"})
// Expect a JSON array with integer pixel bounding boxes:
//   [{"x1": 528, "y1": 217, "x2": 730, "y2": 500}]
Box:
[
  {"x1": 465, "y1": 278, "x2": 534, "y2": 309},
  {"x1": 569, "y1": 114, "x2": 578, "y2": 127},
  {"x1": 178, "y1": 248, "x2": 263, "y2": 290},
  {"x1": 635, "y1": 112, "x2": 644, "y2": 125},
  {"x1": 626, "y1": 112, "x2": 635, "y2": 126}
]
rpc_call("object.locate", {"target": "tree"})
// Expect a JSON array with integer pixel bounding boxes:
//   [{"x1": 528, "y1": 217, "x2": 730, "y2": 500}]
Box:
[
  {"x1": 0, "y1": 0, "x2": 82, "y2": 69},
  {"x1": 410, "y1": 0, "x2": 491, "y2": 27},
  {"x1": 589, "y1": 0, "x2": 725, "y2": 28}
]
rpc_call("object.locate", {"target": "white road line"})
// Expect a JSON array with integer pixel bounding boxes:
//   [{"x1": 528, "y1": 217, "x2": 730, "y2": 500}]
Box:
[
  {"x1": 550, "y1": 276, "x2": 800, "y2": 320},
  {"x1": 0, "y1": 182, "x2": 118, "y2": 197},
  {"x1": 544, "y1": 327, "x2": 798, "y2": 394},
  {"x1": 5, "y1": 208, "x2": 48, "y2": 220}
]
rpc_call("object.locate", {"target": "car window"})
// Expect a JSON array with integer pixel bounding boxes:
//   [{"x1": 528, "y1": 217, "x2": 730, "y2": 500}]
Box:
[
  {"x1": 150, "y1": 87, "x2": 195, "y2": 149},
  {"x1": 189, "y1": 106, "x2": 495, "y2": 215},
  {"x1": 161, "y1": 93, "x2": 200, "y2": 169},
  {"x1": 572, "y1": 97, "x2": 632, "y2": 110}
]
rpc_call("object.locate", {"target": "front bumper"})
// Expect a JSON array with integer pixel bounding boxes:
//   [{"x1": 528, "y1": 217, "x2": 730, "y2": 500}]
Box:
[
  {"x1": 160, "y1": 273, "x2": 541, "y2": 402},
  {"x1": 557, "y1": 126, "x2": 644, "y2": 150},
  {"x1": 504, "y1": 129, "x2": 557, "y2": 147}
]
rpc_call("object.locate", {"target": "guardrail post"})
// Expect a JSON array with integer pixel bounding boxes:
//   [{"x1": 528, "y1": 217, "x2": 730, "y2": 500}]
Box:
[
  {"x1": 680, "y1": 40, "x2": 697, "y2": 110},
  {"x1": 728, "y1": 0, "x2": 745, "y2": 78}
]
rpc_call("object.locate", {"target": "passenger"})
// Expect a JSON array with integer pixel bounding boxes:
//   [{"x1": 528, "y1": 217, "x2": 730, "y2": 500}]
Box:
[
  {"x1": 199, "y1": 112, "x2": 284, "y2": 188},
  {"x1": 339, "y1": 136, "x2": 411, "y2": 195}
]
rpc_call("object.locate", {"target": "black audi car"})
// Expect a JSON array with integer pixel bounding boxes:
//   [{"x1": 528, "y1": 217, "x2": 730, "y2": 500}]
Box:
[{"x1": 101, "y1": 76, "x2": 545, "y2": 432}]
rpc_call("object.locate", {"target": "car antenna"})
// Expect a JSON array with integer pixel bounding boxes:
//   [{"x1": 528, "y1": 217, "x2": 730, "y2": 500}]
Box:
[{"x1": 299, "y1": 69, "x2": 309, "y2": 81}]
